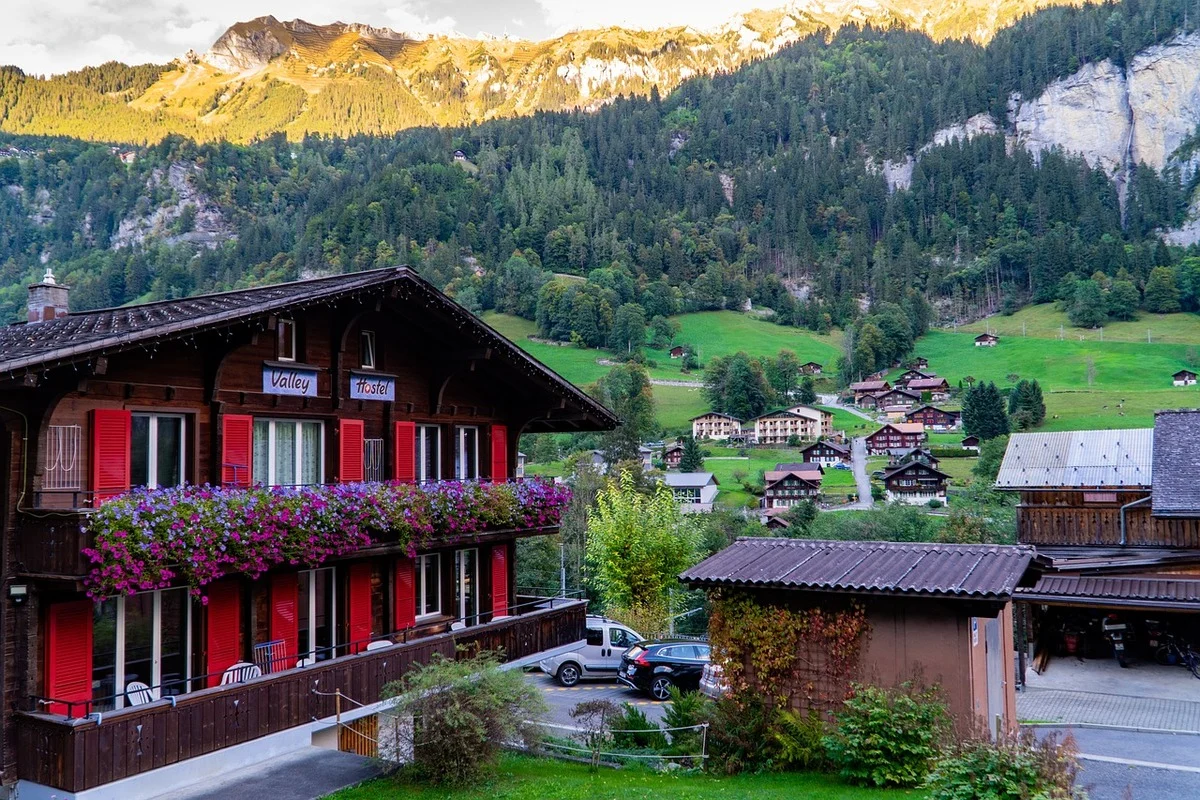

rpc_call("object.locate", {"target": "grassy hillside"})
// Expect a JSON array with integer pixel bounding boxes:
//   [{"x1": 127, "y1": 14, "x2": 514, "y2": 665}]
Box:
[{"x1": 959, "y1": 304, "x2": 1200, "y2": 345}]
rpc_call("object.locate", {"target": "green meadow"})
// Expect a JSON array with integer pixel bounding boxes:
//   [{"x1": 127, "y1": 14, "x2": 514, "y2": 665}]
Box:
[{"x1": 959, "y1": 304, "x2": 1200, "y2": 345}]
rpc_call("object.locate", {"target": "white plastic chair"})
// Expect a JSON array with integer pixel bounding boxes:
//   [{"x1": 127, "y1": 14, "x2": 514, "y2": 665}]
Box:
[
  {"x1": 450, "y1": 621, "x2": 467, "y2": 632},
  {"x1": 219, "y1": 662, "x2": 262, "y2": 685},
  {"x1": 125, "y1": 681, "x2": 156, "y2": 706},
  {"x1": 365, "y1": 640, "x2": 393, "y2": 651},
  {"x1": 296, "y1": 656, "x2": 316, "y2": 668}
]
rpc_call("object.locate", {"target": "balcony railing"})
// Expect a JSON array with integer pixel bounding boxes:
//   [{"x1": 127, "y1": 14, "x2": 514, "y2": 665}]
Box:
[{"x1": 17, "y1": 598, "x2": 587, "y2": 793}]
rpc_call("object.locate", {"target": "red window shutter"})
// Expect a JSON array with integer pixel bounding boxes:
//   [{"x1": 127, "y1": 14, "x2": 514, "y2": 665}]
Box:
[
  {"x1": 394, "y1": 557, "x2": 415, "y2": 631},
  {"x1": 340, "y1": 419, "x2": 365, "y2": 483},
  {"x1": 490, "y1": 424, "x2": 508, "y2": 482},
  {"x1": 270, "y1": 573, "x2": 299, "y2": 667},
  {"x1": 206, "y1": 580, "x2": 242, "y2": 686},
  {"x1": 46, "y1": 600, "x2": 93, "y2": 716},
  {"x1": 491, "y1": 544, "x2": 509, "y2": 619},
  {"x1": 90, "y1": 409, "x2": 130, "y2": 504},
  {"x1": 347, "y1": 563, "x2": 372, "y2": 653},
  {"x1": 394, "y1": 421, "x2": 416, "y2": 482},
  {"x1": 221, "y1": 414, "x2": 254, "y2": 487}
]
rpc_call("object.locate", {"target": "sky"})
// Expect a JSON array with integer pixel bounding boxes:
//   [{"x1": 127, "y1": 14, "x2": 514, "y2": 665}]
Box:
[{"x1": 1, "y1": 0, "x2": 778, "y2": 76}]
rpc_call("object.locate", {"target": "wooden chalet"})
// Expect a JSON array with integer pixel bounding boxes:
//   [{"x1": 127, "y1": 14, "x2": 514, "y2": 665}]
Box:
[
  {"x1": 865, "y1": 422, "x2": 926, "y2": 455},
  {"x1": 881, "y1": 460, "x2": 950, "y2": 505},
  {"x1": 905, "y1": 405, "x2": 961, "y2": 431},
  {"x1": 1172, "y1": 369, "x2": 1197, "y2": 386},
  {"x1": 905, "y1": 376, "x2": 951, "y2": 400},
  {"x1": 669, "y1": 345, "x2": 686, "y2": 359},
  {"x1": 974, "y1": 333, "x2": 999, "y2": 347},
  {"x1": 800, "y1": 361, "x2": 823, "y2": 375},
  {"x1": 998, "y1": 417, "x2": 1200, "y2": 682},
  {"x1": 961, "y1": 435, "x2": 981, "y2": 452},
  {"x1": 910, "y1": 357, "x2": 929, "y2": 370},
  {"x1": 663, "y1": 443, "x2": 685, "y2": 469},
  {"x1": 762, "y1": 467, "x2": 823, "y2": 508},
  {"x1": 799, "y1": 439, "x2": 850, "y2": 466},
  {"x1": 874, "y1": 387, "x2": 920, "y2": 411},
  {"x1": 895, "y1": 369, "x2": 934, "y2": 387},
  {"x1": 857, "y1": 393, "x2": 882, "y2": 410},
  {"x1": 849, "y1": 380, "x2": 890, "y2": 404},
  {"x1": 0, "y1": 267, "x2": 615, "y2": 797}
]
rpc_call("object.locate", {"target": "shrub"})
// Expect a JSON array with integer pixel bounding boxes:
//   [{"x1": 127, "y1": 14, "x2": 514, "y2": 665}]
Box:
[
  {"x1": 925, "y1": 730, "x2": 1082, "y2": 800},
  {"x1": 824, "y1": 682, "x2": 951, "y2": 788},
  {"x1": 662, "y1": 686, "x2": 711, "y2": 757},
  {"x1": 703, "y1": 695, "x2": 779, "y2": 775},
  {"x1": 928, "y1": 499, "x2": 943, "y2": 509},
  {"x1": 773, "y1": 708, "x2": 829, "y2": 771},
  {"x1": 611, "y1": 703, "x2": 668, "y2": 751},
  {"x1": 381, "y1": 651, "x2": 546, "y2": 787}
]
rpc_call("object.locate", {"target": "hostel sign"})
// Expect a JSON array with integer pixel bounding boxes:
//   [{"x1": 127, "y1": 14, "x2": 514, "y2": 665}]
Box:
[
  {"x1": 350, "y1": 371, "x2": 396, "y2": 402},
  {"x1": 263, "y1": 363, "x2": 319, "y2": 397}
]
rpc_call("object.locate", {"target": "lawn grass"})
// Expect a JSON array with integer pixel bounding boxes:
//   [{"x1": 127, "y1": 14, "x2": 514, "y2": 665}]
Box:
[
  {"x1": 822, "y1": 464, "x2": 858, "y2": 498},
  {"x1": 655, "y1": 384, "x2": 708, "y2": 432},
  {"x1": 959, "y1": 303, "x2": 1200, "y2": 345},
  {"x1": 703, "y1": 446, "x2": 803, "y2": 509},
  {"x1": 935, "y1": 457, "x2": 978, "y2": 487},
  {"x1": 329, "y1": 754, "x2": 923, "y2": 800},
  {"x1": 822, "y1": 405, "x2": 875, "y2": 437}
]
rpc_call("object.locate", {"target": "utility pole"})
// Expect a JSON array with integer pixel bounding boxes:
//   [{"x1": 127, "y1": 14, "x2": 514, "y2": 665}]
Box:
[
  {"x1": 1148, "y1": 329, "x2": 1152, "y2": 344},
  {"x1": 1022, "y1": 321, "x2": 1026, "y2": 337},
  {"x1": 560, "y1": 541, "x2": 567, "y2": 599}
]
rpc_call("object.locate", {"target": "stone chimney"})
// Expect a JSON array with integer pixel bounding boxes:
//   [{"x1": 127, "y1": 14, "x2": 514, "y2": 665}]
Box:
[{"x1": 27, "y1": 267, "x2": 69, "y2": 324}]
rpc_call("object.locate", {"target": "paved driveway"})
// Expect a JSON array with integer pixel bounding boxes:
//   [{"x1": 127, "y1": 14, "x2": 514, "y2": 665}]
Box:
[
  {"x1": 524, "y1": 671, "x2": 667, "y2": 727},
  {"x1": 1034, "y1": 726, "x2": 1200, "y2": 800}
]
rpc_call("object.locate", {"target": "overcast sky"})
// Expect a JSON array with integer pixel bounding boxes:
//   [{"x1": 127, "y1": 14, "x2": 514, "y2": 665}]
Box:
[{"x1": 2, "y1": 0, "x2": 776, "y2": 76}]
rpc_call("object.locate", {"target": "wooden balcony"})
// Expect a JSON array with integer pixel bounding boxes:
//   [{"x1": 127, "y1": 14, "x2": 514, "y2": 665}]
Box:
[
  {"x1": 1017, "y1": 505, "x2": 1200, "y2": 548},
  {"x1": 17, "y1": 598, "x2": 586, "y2": 793},
  {"x1": 15, "y1": 512, "x2": 91, "y2": 578}
]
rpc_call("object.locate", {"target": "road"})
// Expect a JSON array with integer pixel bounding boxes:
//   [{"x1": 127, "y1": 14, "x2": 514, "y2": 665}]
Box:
[
  {"x1": 1034, "y1": 726, "x2": 1200, "y2": 799},
  {"x1": 818, "y1": 393, "x2": 875, "y2": 422},
  {"x1": 524, "y1": 671, "x2": 668, "y2": 727},
  {"x1": 847, "y1": 436, "x2": 874, "y2": 509}
]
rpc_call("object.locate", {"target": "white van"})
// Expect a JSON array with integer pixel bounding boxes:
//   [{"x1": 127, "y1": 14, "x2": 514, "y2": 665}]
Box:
[{"x1": 537, "y1": 615, "x2": 643, "y2": 686}]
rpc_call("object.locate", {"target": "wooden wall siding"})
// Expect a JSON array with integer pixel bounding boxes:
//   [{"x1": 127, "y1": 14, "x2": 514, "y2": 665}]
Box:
[
  {"x1": 16, "y1": 600, "x2": 585, "y2": 793},
  {"x1": 338, "y1": 714, "x2": 378, "y2": 758},
  {"x1": 1017, "y1": 506, "x2": 1200, "y2": 548}
]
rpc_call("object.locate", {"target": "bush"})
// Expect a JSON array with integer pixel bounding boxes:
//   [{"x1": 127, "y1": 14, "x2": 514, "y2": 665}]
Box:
[
  {"x1": 928, "y1": 499, "x2": 943, "y2": 509},
  {"x1": 662, "y1": 687, "x2": 711, "y2": 757},
  {"x1": 612, "y1": 703, "x2": 668, "y2": 751},
  {"x1": 773, "y1": 708, "x2": 829, "y2": 771},
  {"x1": 925, "y1": 730, "x2": 1082, "y2": 800},
  {"x1": 824, "y1": 683, "x2": 951, "y2": 788},
  {"x1": 381, "y1": 651, "x2": 546, "y2": 787},
  {"x1": 703, "y1": 695, "x2": 780, "y2": 775}
]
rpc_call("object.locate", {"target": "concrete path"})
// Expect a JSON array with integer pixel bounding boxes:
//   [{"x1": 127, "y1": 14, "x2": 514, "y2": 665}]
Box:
[
  {"x1": 818, "y1": 393, "x2": 875, "y2": 422},
  {"x1": 149, "y1": 747, "x2": 382, "y2": 800},
  {"x1": 1034, "y1": 726, "x2": 1200, "y2": 799},
  {"x1": 1019, "y1": 687, "x2": 1200, "y2": 733},
  {"x1": 649, "y1": 378, "x2": 704, "y2": 387}
]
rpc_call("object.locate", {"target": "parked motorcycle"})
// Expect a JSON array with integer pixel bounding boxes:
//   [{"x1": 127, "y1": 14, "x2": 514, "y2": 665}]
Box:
[{"x1": 1102, "y1": 613, "x2": 1130, "y2": 668}]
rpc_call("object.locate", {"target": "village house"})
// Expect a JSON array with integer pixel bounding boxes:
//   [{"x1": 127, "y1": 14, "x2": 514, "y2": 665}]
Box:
[
  {"x1": 798, "y1": 439, "x2": 850, "y2": 466},
  {"x1": 906, "y1": 376, "x2": 951, "y2": 401},
  {"x1": 910, "y1": 357, "x2": 929, "y2": 370},
  {"x1": 748, "y1": 405, "x2": 833, "y2": 445},
  {"x1": 849, "y1": 380, "x2": 890, "y2": 404},
  {"x1": 0, "y1": 267, "x2": 615, "y2": 798},
  {"x1": 895, "y1": 368, "x2": 935, "y2": 388},
  {"x1": 881, "y1": 459, "x2": 950, "y2": 505},
  {"x1": 1172, "y1": 369, "x2": 1197, "y2": 386},
  {"x1": 662, "y1": 472, "x2": 720, "y2": 513},
  {"x1": 690, "y1": 411, "x2": 743, "y2": 441},
  {"x1": 857, "y1": 393, "x2": 882, "y2": 410},
  {"x1": 865, "y1": 422, "x2": 927, "y2": 454},
  {"x1": 975, "y1": 333, "x2": 999, "y2": 347},
  {"x1": 905, "y1": 405, "x2": 961, "y2": 431},
  {"x1": 681, "y1": 539, "x2": 1039, "y2": 736},
  {"x1": 669, "y1": 345, "x2": 686, "y2": 359},
  {"x1": 662, "y1": 443, "x2": 685, "y2": 469},
  {"x1": 762, "y1": 465, "x2": 824, "y2": 508},
  {"x1": 800, "y1": 361, "x2": 823, "y2": 375},
  {"x1": 874, "y1": 387, "x2": 921, "y2": 412},
  {"x1": 961, "y1": 434, "x2": 981, "y2": 453}
]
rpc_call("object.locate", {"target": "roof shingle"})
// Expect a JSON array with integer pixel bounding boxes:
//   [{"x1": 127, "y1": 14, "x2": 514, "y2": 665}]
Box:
[
  {"x1": 995, "y1": 429, "x2": 1153, "y2": 489},
  {"x1": 1151, "y1": 410, "x2": 1200, "y2": 516}
]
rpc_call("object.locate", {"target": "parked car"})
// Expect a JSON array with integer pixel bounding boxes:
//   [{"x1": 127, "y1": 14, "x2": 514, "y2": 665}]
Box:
[
  {"x1": 833, "y1": 462, "x2": 851, "y2": 470},
  {"x1": 618, "y1": 639, "x2": 711, "y2": 700},
  {"x1": 538, "y1": 616, "x2": 643, "y2": 686},
  {"x1": 699, "y1": 661, "x2": 728, "y2": 699}
]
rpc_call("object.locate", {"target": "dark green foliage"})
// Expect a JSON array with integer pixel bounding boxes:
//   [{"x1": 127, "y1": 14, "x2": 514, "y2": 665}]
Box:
[
  {"x1": 1067, "y1": 279, "x2": 1107, "y2": 328},
  {"x1": 973, "y1": 435, "x2": 1010, "y2": 482},
  {"x1": 782, "y1": 500, "x2": 819, "y2": 536},
  {"x1": 592, "y1": 364, "x2": 656, "y2": 465},
  {"x1": 824, "y1": 683, "x2": 951, "y2": 788},
  {"x1": 611, "y1": 704, "x2": 668, "y2": 751},
  {"x1": 1107, "y1": 279, "x2": 1141, "y2": 320},
  {"x1": 679, "y1": 435, "x2": 705, "y2": 472},
  {"x1": 1007, "y1": 379, "x2": 1046, "y2": 430},
  {"x1": 662, "y1": 687, "x2": 711, "y2": 757},
  {"x1": 1144, "y1": 266, "x2": 1182, "y2": 313},
  {"x1": 703, "y1": 696, "x2": 780, "y2": 775},
  {"x1": 773, "y1": 708, "x2": 829, "y2": 771},
  {"x1": 797, "y1": 376, "x2": 817, "y2": 404},
  {"x1": 703, "y1": 353, "x2": 771, "y2": 421},
  {"x1": 962, "y1": 382, "x2": 1010, "y2": 441},
  {"x1": 925, "y1": 730, "x2": 1082, "y2": 800}
]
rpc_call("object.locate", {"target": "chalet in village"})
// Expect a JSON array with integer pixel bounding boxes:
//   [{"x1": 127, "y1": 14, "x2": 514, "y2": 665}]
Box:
[
  {"x1": 905, "y1": 405, "x2": 961, "y2": 431},
  {"x1": 0, "y1": 267, "x2": 615, "y2": 797},
  {"x1": 865, "y1": 422, "x2": 926, "y2": 455},
  {"x1": 798, "y1": 439, "x2": 850, "y2": 466}
]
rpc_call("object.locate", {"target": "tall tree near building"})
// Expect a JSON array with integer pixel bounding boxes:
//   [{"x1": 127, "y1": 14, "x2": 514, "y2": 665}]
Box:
[
  {"x1": 679, "y1": 435, "x2": 705, "y2": 472},
  {"x1": 797, "y1": 376, "x2": 817, "y2": 405},
  {"x1": 1144, "y1": 267, "x2": 1182, "y2": 313},
  {"x1": 962, "y1": 382, "x2": 1010, "y2": 441},
  {"x1": 608, "y1": 303, "x2": 647, "y2": 355},
  {"x1": 703, "y1": 353, "x2": 770, "y2": 420},
  {"x1": 592, "y1": 364, "x2": 656, "y2": 465}
]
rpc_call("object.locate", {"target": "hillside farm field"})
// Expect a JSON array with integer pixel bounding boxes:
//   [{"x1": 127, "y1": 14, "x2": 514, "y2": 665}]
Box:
[{"x1": 959, "y1": 304, "x2": 1200, "y2": 345}]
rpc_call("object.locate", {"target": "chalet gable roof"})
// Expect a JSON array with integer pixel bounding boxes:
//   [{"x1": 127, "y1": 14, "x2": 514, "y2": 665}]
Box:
[
  {"x1": 1152, "y1": 410, "x2": 1200, "y2": 517},
  {"x1": 0, "y1": 266, "x2": 616, "y2": 431},
  {"x1": 996, "y1": 429, "x2": 1153, "y2": 490},
  {"x1": 680, "y1": 538, "x2": 1038, "y2": 600},
  {"x1": 907, "y1": 377, "x2": 950, "y2": 390},
  {"x1": 882, "y1": 460, "x2": 951, "y2": 481}
]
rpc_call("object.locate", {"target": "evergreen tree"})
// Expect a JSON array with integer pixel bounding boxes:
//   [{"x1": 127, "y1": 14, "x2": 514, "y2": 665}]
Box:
[
  {"x1": 1144, "y1": 267, "x2": 1182, "y2": 313},
  {"x1": 1068, "y1": 279, "x2": 1107, "y2": 328},
  {"x1": 1008, "y1": 379, "x2": 1046, "y2": 430},
  {"x1": 592, "y1": 364, "x2": 656, "y2": 464},
  {"x1": 608, "y1": 303, "x2": 647, "y2": 355},
  {"x1": 963, "y1": 382, "x2": 1010, "y2": 441},
  {"x1": 797, "y1": 376, "x2": 817, "y2": 405},
  {"x1": 679, "y1": 435, "x2": 705, "y2": 472},
  {"x1": 1107, "y1": 280, "x2": 1140, "y2": 321}
]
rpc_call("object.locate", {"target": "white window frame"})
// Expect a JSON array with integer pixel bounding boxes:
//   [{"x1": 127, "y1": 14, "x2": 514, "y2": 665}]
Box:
[
  {"x1": 455, "y1": 425, "x2": 479, "y2": 480},
  {"x1": 104, "y1": 589, "x2": 193, "y2": 710},
  {"x1": 298, "y1": 567, "x2": 337, "y2": 661},
  {"x1": 254, "y1": 418, "x2": 325, "y2": 487},
  {"x1": 455, "y1": 548, "x2": 478, "y2": 623},
  {"x1": 277, "y1": 319, "x2": 297, "y2": 362},
  {"x1": 416, "y1": 424, "x2": 441, "y2": 483},
  {"x1": 131, "y1": 413, "x2": 186, "y2": 489},
  {"x1": 360, "y1": 330, "x2": 376, "y2": 370},
  {"x1": 416, "y1": 553, "x2": 441, "y2": 619}
]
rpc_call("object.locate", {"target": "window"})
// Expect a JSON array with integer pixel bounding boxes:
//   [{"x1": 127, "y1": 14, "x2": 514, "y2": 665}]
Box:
[
  {"x1": 277, "y1": 319, "x2": 297, "y2": 361},
  {"x1": 252, "y1": 419, "x2": 323, "y2": 486},
  {"x1": 416, "y1": 425, "x2": 440, "y2": 483},
  {"x1": 91, "y1": 588, "x2": 192, "y2": 711},
  {"x1": 45, "y1": 424, "x2": 82, "y2": 490},
  {"x1": 454, "y1": 426, "x2": 478, "y2": 480},
  {"x1": 1084, "y1": 492, "x2": 1119, "y2": 504},
  {"x1": 416, "y1": 554, "x2": 441, "y2": 618},
  {"x1": 609, "y1": 628, "x2": 638, "y2": 648},
  {"x1": 298, "y1": 568, "x2": 335, "y2": 662},
  {"x1": 586, "y1": 627, "x2": 604, "y2": 647},
  {"x1": 131, "y1": 414, "x2": 185, "y2": 489},
  {"x1": 364, "y1": 438, "x2": 384, "y2": 482},
  {"x1": 454, "y1": 548, "x2": 478, "y2": 624},
  {"x1": 360, "y1": 330, "x2": 376, "y2": 369}
]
